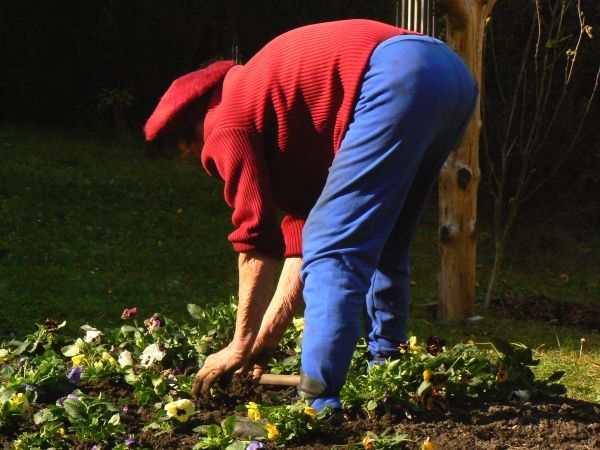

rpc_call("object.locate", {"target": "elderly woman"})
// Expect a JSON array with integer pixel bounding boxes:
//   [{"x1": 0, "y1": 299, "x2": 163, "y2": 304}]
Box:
[{"x1": 145, "y1": 19, "x2": 477, "y2": 411}]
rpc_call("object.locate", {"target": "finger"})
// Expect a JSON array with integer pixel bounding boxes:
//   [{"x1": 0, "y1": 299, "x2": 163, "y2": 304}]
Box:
[
  {"x1": 201, "y1": 369, "x2": 222, "y2": 393},
  {"x1": 192, "y1": 371, "x2": 206, "y2": 399},
  {"x1": 251, "y1": 364, "x2": 264, "y2": 381}
]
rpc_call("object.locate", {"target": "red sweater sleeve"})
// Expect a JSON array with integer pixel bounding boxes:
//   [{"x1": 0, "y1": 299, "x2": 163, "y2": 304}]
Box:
[
  {"x1": 201, "y1": 128, "x2": 285, "y2": 258},
  {"x1": 281, "y1": 215, "x2": 305, "y2": 258}
]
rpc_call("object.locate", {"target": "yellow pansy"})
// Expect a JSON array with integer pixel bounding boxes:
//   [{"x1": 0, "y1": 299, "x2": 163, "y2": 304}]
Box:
[
  {"x1": 246, "y1": 401, "x2": 261, "y2": 421},
  {"x1": 101, "y1": 351, "x2": 118, "y2": 366},
  {"x1": 293, "y1": 317, "x2": 304, "y2": 332},
  {"x1": 422, "y1": 437, "x2": 435, "y2": 450},
  {"x1": 164, "y1": 399, "x2": 195, "y2": 422},
  {"x1": 0, "y1": 349, "x2": 11, "y2": 363},
  {"x1": 8, "y1": 393, "x2": 29, "y2": 412},
  {"x1": 423, "y1": 370, "x2": 433, "y2": 381},
  {"x1": 303, "y1": 406, "x2": 317, "y2": 419},
  {"x1": 362, "y1": 436, "x2": 376, "y2": 449},
  {"x1": 71, "y1": 354, "x2": 85, "y2": 366},
  {"x1": 266, "y1": 423, "x2": 280, "y2": 441}
]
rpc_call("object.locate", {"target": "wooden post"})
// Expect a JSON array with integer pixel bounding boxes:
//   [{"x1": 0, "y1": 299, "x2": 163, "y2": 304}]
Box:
[{"x1": 437, "y1": 0, "x2": 496, "y2": 320}]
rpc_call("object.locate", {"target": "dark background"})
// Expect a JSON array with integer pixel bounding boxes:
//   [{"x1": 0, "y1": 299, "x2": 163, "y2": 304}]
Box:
[{"x1": 1, "y1": 0, "x2": 598, "y2": 223}]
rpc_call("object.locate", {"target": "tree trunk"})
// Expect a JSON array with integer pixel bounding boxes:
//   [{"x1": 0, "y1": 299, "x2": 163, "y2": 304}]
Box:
[{"x1": 437, "y1": 0, "x2": 496, "y2": 320}]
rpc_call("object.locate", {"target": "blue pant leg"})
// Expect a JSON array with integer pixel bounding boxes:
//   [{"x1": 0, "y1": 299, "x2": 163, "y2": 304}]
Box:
[{"x1": 365, "y1": 39, "x2": 479, "y2": 360}]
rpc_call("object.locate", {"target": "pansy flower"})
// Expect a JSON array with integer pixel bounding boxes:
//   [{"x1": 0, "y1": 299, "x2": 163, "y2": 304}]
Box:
[
  {"x1": 422, "y1": 437, "x2": 435, "y2": 450},
  {"x1": 72, "y1": 354, "x2": 85, "y2": 367},
  {"x1": 101, "y1": 351, "x2": 118, "y2": 366},
  {"x1": 43, "y1": 319, "x2": 59, "y2": 333},
  {"x1": 121, "y1": 307, "x2": 138, "y2": 320},
  {"x1": 8, "y1": 393, "x2": 29, "y2": 412},
  {"x1": 246, "y1": 401, "x2": 261, "y2": 421},
  {"x1": 303, "y1": 406, "x2": 317, "y2": 419},
  {"x1": 496, "y1": 364, "x2": 509, "y2": 383},
  {"x1": 118, "y1": 350, "x2": 134, "y2": 368},
  {"x1": 144, "y1": 316, "x2": 162, "y2": 332},
  {"x1": 124, "y1": 437, "x2": 137, "y2": 449},
  {"x1": 164, "y1": 398, "x2": 195, "y2": 422},
  {"x1": 81, "y1": 325, "x2": 103, "y2": 344},
  {"x1": 0, "y1": 348, "x2": 11, "y2": 363},
  {"x1": 362, "y1": 436, "x2": 375, "y2": 449},
  {"x1": 66, "y1": 366, "x2": 83, "y2": 384},
  {"x1": 247, "y1": 441, "x2": 268, "y2": 450},
  {"x1": 425, "y1": 336, "x2": 446, "y2": 355},
  {"x1": 292, "y1": 317, "x2": 304, "y2": 332},
  {"x1": 265, "y1": 423, "x2": 279, "y2": 441},
  {"x1": 140, "y1": 343, "x2": 166, "y2": 368}
]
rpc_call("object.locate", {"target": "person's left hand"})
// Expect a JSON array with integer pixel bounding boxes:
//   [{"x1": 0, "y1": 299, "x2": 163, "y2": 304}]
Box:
[{"x1": 192, "y1": 345, "x2": 247, "y2": 398}]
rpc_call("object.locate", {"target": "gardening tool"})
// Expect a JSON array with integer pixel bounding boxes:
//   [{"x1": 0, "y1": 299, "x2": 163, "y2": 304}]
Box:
[{"x1": 258, "y1": 373, "x2": 300, "y2": 386}]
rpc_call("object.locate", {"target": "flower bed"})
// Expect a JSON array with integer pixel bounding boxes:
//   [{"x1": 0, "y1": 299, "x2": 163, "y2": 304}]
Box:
[{"x1": 1, "y1": 302, "x2": 599, "y2": 449}]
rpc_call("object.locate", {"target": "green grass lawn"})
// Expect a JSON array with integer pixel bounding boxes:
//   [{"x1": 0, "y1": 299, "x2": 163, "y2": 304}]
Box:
[{"x1": 1, "y1": 125, "x2": 598, "y2": 402}]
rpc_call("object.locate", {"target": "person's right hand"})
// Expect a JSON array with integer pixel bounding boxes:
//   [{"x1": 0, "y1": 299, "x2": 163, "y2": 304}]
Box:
[
  {"x1": 236, "y1": 337, "x2": 278, "y2": 381},
  {"x1": 192, "y1": 345, "x2": 247, "y2": 398}
]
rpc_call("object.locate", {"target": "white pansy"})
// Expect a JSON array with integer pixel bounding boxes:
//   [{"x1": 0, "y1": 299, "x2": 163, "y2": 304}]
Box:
[
  {"x1": 140, "y1": 343, "x2": 166, "y2": 368},
  {"x1": 509, "y1": 389, "x2": 531, "y2": 404},
  {"x1": 81, "y1": 325, "x2": 103, "y2": 344},
  {"x1": 118, "y1": 350, "x2": 134, "y2": 368}
]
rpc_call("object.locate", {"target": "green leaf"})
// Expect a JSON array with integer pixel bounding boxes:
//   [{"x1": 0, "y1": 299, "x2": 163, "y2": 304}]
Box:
[
  {"x1": 546, "y1": 39, "x2": 558, "y2": 48},
  {"x1": 187, "y1": 304, "x2": 204, "y2": 320},
  {"x1": 545, "y1": 371, "x2": 565, "y2": 383},
  {"x1": 222, "y1": 414, "x2": 237, "y2": 436},
  {"x1": 492, "y1": 339, "x2": 514, "y2": 358},
  {"x1": 366, "y1": 399, "x2": 378, "y2": 411},
  {"x1": 225, "y1": 442, "x2": 247, "y2": 450},
  {"x1": 194, "y1": 424, "x2": 221, "y2": 436},
  {"x1": 120, "y1": 325, "x2": 138, "y2": 334},
  {"x1": 0, "y1": 365, "x2": 15, "y2": 377},
  {"x1": 0, "y1": 389, "x2": 15, "y2": 403},
  {"x1": 63, "y1": 398, "x2": 87, "y2": 422},
  {"x1": 545, "y1": 383, "x2": 567, "y2": 396},
  {"x1": 417, "y1": 380, "x2": 432, "y2": 397},
  {"x1": 61, "y1": 344, "x2": 81, "y2": 357},
  {"x1": 9, "y1": 340, "x2": 29, "y2": 355},
  {"x1": 33, "y1": 408, "x2": 56, "y2": 424}
]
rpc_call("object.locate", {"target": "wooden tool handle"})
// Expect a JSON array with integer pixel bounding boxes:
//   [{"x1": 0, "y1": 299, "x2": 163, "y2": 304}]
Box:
[{"x1": 259, "y1": 374, "x2": 300, "y2": 386}]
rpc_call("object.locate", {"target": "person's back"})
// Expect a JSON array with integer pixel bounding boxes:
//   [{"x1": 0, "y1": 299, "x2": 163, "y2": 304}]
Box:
[{"x1": 202, "y1": 20, "x2": 409, "y2": 246}]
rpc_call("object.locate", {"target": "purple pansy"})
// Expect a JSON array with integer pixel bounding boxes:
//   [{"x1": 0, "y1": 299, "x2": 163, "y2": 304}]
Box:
[
  {"x1": 22, "y1": 383, "x2": 36, "y2": 392},
  {"x1": 144, "y1": 316, "x2": 162, "y2": 332},
  {"x1": 66, "y1": 366, "x2": 83, "y2": 384},
  {"x1": 247, "y1": 441, "x2": 268, "y2": 450},
  {"x1": 125, "y1": 437, "x2": 136, "y2": 448}
]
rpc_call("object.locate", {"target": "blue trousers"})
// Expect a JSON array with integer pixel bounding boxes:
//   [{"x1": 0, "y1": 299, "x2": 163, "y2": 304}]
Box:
[{"x1": 300, "y1": 34, "x2": 478, "y2": 399}]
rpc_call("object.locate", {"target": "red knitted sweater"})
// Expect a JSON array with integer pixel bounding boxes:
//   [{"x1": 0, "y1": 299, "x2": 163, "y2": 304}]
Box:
[{"x1": 201, "y1": 19, "x2": 411, "y2": 258}]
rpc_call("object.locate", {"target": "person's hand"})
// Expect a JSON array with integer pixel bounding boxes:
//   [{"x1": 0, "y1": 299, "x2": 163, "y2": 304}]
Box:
[
  {"x1": 236, "y1": 338, "x2": 278, "y2": 381},
  {"x1": 192, "y1": 345, "x2": 247, "y2": 398}
]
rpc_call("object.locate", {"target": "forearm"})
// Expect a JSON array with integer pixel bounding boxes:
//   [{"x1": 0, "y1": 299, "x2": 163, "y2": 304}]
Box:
[
  {"x1": 231, "y1": 251, "x2": 279, "y2": 352},
  {"x1": 254, "y1": 257, "x2": 304, "y2": 350}
]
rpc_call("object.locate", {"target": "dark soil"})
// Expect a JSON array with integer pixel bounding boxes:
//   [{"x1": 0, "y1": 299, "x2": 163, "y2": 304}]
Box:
[
  {"x1": 2, "y1": 373, "x2": 598, "y2": 450},
  {"x1": 492, "y1": 295, "x2": 600, "y2": 332}
]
